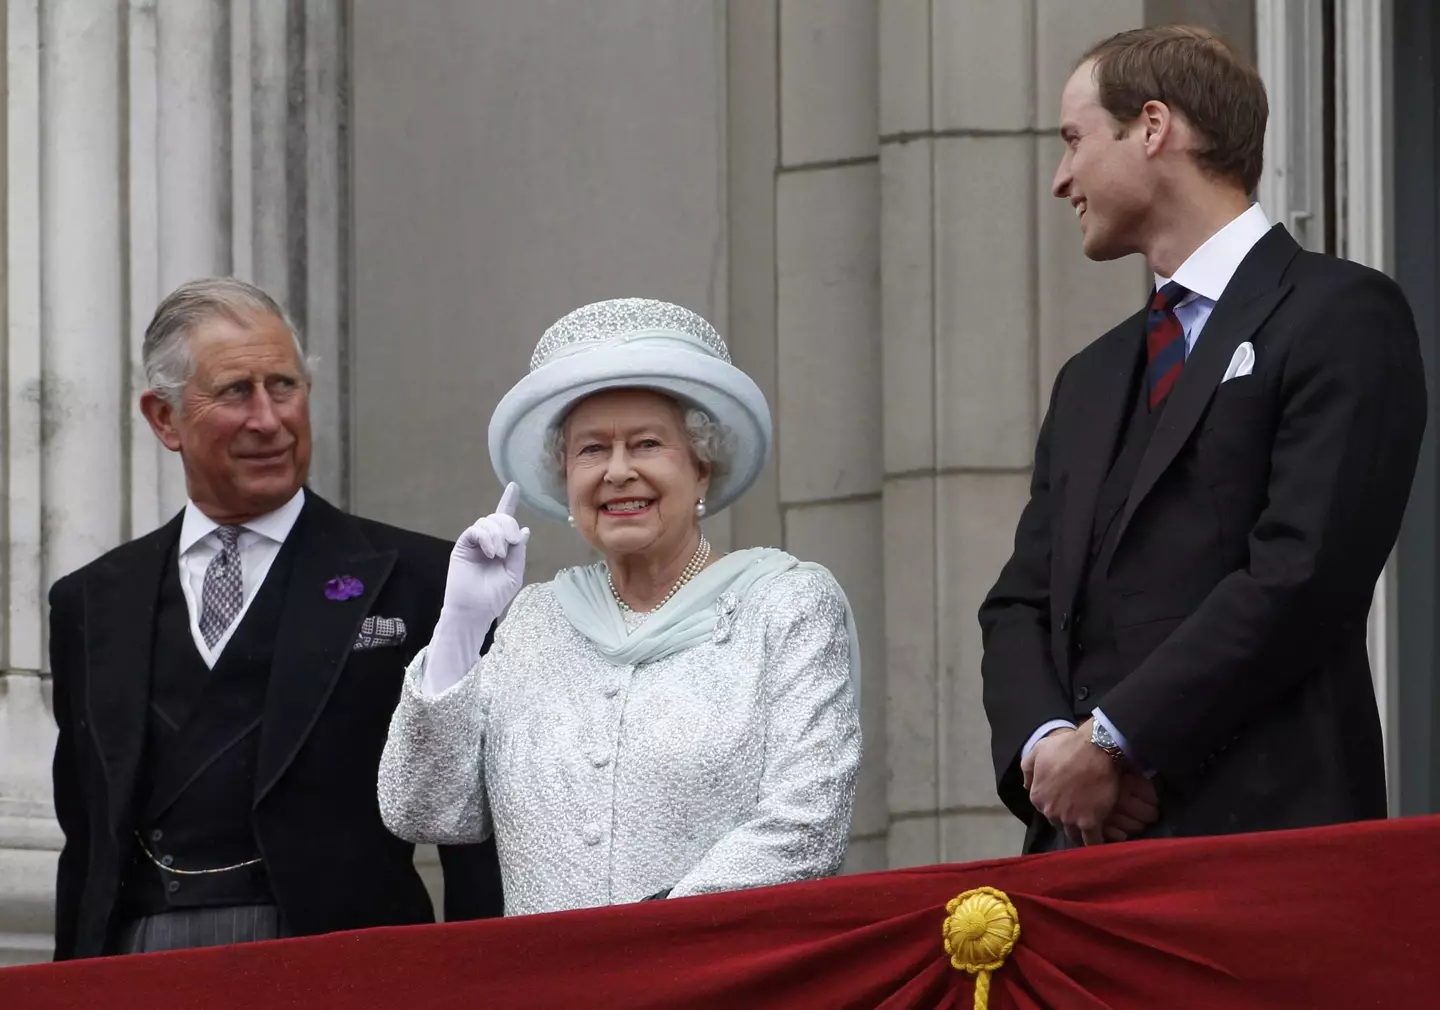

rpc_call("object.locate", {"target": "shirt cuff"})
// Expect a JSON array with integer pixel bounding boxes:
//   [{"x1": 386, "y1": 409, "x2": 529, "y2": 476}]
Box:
[
  {"x1": 1091, "y1": 707, "x2": 1156, "y2": 778},
  {"x1": 1021, "y1": 720, "x2": 1077, "y2": 763}
]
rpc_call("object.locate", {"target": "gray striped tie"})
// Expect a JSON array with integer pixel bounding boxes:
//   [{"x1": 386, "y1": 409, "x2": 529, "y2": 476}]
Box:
[{"x1": 199, "y1": 525, "x2": 245, "y2": 648}]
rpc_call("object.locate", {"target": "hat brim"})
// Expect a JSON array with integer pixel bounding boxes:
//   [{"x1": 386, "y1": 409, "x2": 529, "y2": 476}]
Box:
[{"x1": 488, "y1": 345, "x2": 773, "y2": 523}]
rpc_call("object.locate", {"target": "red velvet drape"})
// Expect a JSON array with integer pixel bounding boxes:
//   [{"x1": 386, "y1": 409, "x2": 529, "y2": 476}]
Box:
[{"x1": 5, "y1": 815, "x2": 1438, "y2": 1009}]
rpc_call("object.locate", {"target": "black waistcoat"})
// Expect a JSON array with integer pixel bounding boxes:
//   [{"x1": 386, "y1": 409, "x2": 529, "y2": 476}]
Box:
[
  {"x1": 117, "y1": 536, "x2": 298, "y2": 918},
  {"x1": 1069, "y1": 356, "x2": 1164, "y2": 715}
]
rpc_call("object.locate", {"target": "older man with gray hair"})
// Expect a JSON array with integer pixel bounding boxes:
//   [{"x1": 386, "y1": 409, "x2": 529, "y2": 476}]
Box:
[{"x1": 47, "y1": 277, "x2": 502, "y2": 959}]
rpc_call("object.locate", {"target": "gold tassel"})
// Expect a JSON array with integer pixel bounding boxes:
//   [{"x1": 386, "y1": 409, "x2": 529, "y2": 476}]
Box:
[{"x1": 942, "y1": 887, "x2": 1021, "y2": 1010}]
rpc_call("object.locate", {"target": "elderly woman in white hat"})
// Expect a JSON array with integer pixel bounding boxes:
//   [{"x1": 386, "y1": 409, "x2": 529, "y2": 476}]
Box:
[{"x1": 378, "y1": 299, "x2": 860, "y2": 916}]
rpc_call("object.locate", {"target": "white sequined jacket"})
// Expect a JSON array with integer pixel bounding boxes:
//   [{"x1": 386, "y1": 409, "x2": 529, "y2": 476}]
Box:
[{"x1": 378, "y1": 565, "x2": 861, "y2": 917}]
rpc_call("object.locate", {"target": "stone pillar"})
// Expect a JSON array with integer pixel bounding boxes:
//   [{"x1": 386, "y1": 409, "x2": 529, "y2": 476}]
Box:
[
  {"x1": 879, "y1": 0, "x2": 1150, "y2": 869},
  {"x1": 729, "y1": 3, "x2": 889, "y2": 875},
  {"x1": 2, "y1": 0, "x2": 127, "y2": 966},
  {"x1": 0, "y1": 0, "x2": 347, "y2": 965},
  {"x1": 769, "y1": 1, "x2": 888, "y2": 874}
]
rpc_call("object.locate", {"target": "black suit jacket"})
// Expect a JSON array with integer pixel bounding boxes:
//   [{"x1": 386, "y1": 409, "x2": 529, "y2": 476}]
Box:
[
  {"x1": 980, "y1": 226, "x2": 1427, "y2": 845},
  {"x1": 49, "y1": 492, "x2": 502, "y2": 960}
]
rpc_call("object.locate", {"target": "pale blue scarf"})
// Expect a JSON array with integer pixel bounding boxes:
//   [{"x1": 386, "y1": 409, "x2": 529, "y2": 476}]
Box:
[{"x1": 551, "y1": 547, "x2": 861, "y2": 695}]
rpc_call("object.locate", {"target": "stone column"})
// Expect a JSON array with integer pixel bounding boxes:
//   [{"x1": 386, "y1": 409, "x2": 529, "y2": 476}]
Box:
[
  {"x1": 768, "y1": 1, "x2": 889, "y2": 874},
  {"x1": 2, "y1": 0, "x2": 127, "y2": 966},
  {"x1": 879, "y1": 0, "x2": 1149, "y2": 868},
  {"x1": 0, "y1": 0, "x2": 347, "y2": 965}
]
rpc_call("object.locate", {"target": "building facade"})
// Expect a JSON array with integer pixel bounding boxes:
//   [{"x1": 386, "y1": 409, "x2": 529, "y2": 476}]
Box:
[{"x1": 1, "y1": 0, "x2": 1435, "y2": 965}]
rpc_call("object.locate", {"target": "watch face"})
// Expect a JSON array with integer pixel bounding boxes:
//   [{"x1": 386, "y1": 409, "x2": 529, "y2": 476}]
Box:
[{"x1": 1092, "y1": 723, "x2": 1117, "y2": 750}]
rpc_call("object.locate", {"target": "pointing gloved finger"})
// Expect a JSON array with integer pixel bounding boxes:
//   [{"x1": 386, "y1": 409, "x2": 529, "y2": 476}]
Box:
[{"x1": 497, "y1": 482, "x2": 521, "y2": 518}]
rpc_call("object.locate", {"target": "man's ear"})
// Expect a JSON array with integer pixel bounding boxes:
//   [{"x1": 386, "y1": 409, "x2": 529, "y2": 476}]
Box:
[
  {"x1": 139, "y1": 390, "x2": 183, "y2": 452},
  {"x1": 1141, "y1": 98, "x2": 1174, "y2": 157}
]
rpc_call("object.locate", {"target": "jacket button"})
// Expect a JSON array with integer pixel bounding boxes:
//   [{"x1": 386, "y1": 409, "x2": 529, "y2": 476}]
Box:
[
  {"x1": 1075, "y1": 685, "x2": 1091, "y2": 702},
  {"x1": 591, "y1": 752, "x2": 611, "y2": 769},
  {"x1": 604, "y1": 684, "x2": 620, "y2": 699},
  {"x1": 166, "y1": 880, "x2": 180, "y2": 894},
  {"x1": 161, "y1": 855, "x2": 174, "y2": 867},
  {"x1": 583, "y1": 824, "x2": 602, "y2": 846},
  {"x1": 151, "y1": 829, "x2": 163, "y2": 842}
]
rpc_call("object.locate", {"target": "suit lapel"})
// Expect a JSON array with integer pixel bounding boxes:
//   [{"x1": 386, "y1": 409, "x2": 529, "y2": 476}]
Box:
[
  {"x1": 85, "y1": 513, "x2": 183, "y2": 836},
  {"x1": 1054, "y1": 311, "x2": 1146, "y2": 618},
  {"x1": 1108, "y1": 225, "x2": 1301, "y2": 561},
  {"x1": 254, "y1": 494, "x2": 396, "y2": 803}
]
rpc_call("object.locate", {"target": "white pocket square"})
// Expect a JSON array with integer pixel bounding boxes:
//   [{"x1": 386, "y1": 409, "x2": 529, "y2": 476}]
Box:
[
  {"x1": 353, "y1": 615, "x2": 407, "y2": 651},
  {"x1": 1222, "y1": 341, "x2": 1255, "y2": 382}
]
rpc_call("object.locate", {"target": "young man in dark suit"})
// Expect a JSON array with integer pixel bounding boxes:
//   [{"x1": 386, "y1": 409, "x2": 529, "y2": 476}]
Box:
[
  {"x1": 49, "y1": 278, "x2": 502, "y2": 958},
  {"x1": 980, "y1": 26, "x2": 1426, "y2": 853}
]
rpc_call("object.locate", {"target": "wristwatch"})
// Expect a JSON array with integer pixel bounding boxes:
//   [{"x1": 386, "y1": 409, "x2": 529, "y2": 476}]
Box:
[{"x1": 1090, "y1": 720, "x2": 1127, "y2": 764}]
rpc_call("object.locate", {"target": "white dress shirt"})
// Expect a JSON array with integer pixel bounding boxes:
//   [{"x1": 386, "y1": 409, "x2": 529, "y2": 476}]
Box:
[
  {"x1": 177, "y1": 488, "x2": 306, "y2": 667},
  {"x1": 1023, "y1": 204, "x2": 1273, "y2": 768}
]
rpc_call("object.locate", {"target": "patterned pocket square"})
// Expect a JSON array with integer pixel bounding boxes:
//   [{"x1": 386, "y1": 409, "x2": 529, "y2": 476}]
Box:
[{"x1": 353, "y1": 615, "x2": 407, "y2": 651}]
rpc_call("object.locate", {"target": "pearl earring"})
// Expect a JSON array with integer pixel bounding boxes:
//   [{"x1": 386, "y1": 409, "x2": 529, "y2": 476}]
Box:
[
  {"x1": 695, "y1": 498, "x2": 707, "y2": 519},
  {"x1": 567, "y1": 513, "x2": 576, "y2": 528}
]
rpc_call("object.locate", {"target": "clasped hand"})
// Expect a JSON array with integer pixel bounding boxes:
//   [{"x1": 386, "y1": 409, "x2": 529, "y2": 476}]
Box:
[{"x1": 1022, "y1": 720, "x2": 1159, "y2": 846}]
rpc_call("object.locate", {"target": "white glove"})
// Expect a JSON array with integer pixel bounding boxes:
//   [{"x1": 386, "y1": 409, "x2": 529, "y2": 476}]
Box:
[{"x1": 422, "y1": 482, "x2": 531, "y2": 695}]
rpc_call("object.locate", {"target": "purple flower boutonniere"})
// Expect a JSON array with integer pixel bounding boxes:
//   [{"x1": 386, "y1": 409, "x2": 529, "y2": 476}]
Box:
[{"x1": 325, "y1": 574, "x2": 365, "y2": 601}]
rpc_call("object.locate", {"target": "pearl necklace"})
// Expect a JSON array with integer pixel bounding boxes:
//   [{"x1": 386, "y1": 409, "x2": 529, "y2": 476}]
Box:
[{"x1": 608, "y1": 535, "x2": 711, "y2": 613}]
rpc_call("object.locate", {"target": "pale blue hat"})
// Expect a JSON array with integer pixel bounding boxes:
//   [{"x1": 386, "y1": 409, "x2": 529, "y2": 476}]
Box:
[{"x1": 488, "y1": 298, "x2": 773, "y2": 523}]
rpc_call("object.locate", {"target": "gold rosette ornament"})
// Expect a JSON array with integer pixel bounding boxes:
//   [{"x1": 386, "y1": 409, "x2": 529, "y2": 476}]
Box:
[{"x1": 942, "y1": 887, "x2": 1021, "y2": 1010}]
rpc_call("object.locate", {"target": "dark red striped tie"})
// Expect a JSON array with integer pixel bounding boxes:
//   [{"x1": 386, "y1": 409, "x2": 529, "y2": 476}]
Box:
[{"x1": 1146, "y1": 281, "x2": 1190, "y2": 410}]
